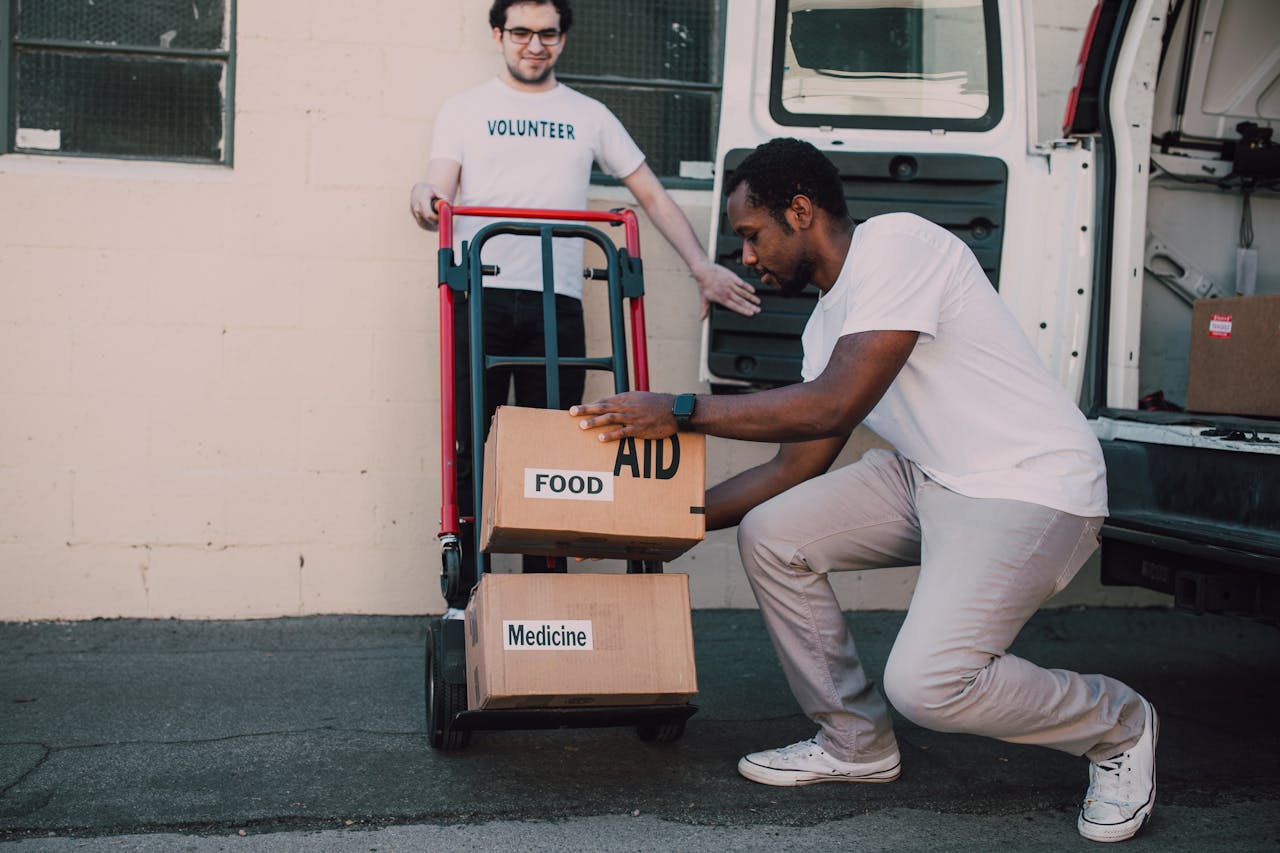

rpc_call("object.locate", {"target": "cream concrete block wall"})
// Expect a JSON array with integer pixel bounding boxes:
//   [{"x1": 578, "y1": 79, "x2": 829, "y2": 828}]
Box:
[
  {"x1": 0, "y1": 0, "x2": 486, "y2": 620},
  {"x1": 1, "y1": 0, "x2": 1160, "y2": 620}
]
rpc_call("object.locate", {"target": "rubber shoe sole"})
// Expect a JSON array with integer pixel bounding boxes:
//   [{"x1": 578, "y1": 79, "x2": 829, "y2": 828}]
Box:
[
  {"x1": 737, "y1": 752, "x2": 902, "y2": 787},
  {"x1": 1078, "y1": 700, "x2": 1159, "y2": 843}
]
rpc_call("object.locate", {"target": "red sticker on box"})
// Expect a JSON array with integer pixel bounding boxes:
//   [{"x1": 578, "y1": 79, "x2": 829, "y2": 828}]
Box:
[{"x1": 1208, "y1": 313, "x2": 1233, "y2": 338}]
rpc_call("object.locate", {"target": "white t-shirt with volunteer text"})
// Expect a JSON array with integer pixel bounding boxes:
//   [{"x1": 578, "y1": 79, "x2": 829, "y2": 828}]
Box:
[
  {"x1": 431, "y1": 79, "x2": 646, "y2": 300},
  {"x1": 801, "y1": 213, "x2": 1108, "y2": 517}
]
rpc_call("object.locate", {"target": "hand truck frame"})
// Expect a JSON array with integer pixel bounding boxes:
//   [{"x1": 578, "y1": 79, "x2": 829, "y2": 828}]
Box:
[{"x1": 426, "y1": 202, "x2": 697, "y2": 749}]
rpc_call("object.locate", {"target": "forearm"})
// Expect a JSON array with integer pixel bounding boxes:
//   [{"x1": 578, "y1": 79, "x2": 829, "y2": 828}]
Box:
[
  {"x1": 690, "y1": 383, "x2": 854, "y2": 443},
  {"x1": 705, "y1": 437, "x2": 845, "y2": 529},
  {"x1": 619, "y1": 163, "x2": 758, "y2": 316},
  {"x1": 641, "y1": 192, "x2": 714, "y2": 277},
  {"x1": 705, "y1": 461, "x2": 789, "y2": 530},
  {"x1": 572, "y1": 335, "x2": 912, "y2": 444},
  {"x1": 425, "y1": 159, "x2": 460, "y2": 201},
  {"x1": 691, "y1": 330, "x2": 917, "y2": 442}
]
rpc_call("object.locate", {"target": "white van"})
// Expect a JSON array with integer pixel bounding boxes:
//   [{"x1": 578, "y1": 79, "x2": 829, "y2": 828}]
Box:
[{"x1": 700, "y1": 0, "x2": 1279, "y2": 618}]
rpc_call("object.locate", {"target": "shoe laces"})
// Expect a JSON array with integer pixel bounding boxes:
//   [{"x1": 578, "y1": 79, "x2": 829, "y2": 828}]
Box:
[
  {"x1": 776, "y1": 738, "x2": 821, "y2": 757},
  {"x1": 1085, "y1": 752, "x2": 1133, "y2": 805}
]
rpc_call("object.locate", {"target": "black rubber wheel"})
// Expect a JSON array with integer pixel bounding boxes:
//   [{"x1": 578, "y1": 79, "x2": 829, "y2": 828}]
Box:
[
  {"x1": 425, "y1": 624, "x2": 470, "y2": 750},
  {"x1": 636, "y1": 718, "x2": 686, "y2": 743},
  {"x1": 440, "y1": 544, "x2": 463, "y2": 601}
]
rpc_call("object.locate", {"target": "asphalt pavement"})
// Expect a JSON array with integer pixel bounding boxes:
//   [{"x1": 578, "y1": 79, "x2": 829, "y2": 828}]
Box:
[{"x1": 3, "y1": 607, "x2": 1279, "y2": 851}]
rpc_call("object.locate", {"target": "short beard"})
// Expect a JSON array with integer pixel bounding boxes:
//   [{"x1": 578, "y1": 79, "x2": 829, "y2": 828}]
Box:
[
  {"x1": 775, "y1": 255, "x2": 816, "y2": 297},
  {"x1": 508, "y1": 61, "x2": 554, "y2": 86}
]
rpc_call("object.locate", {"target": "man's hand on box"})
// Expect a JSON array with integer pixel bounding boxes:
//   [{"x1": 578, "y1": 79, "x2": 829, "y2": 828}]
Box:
[{"x1": 570, "y1": 392, "x2": 677, "y2": 443}]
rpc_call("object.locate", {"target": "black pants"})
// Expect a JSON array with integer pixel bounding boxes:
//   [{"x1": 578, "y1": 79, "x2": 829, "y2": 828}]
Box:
[{"x1": 453, "y1": 289, "x2": 586, "y2": 581}]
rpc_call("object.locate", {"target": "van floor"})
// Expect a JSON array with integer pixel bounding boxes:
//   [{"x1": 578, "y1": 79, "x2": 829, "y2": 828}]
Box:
[{"x1": 1100, "y1": 407, "x2": 1280, "y2": 437}]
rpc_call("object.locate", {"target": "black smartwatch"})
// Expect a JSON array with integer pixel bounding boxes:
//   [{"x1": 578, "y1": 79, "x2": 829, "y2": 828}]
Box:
[{"x1": 672, "y1": 393, "x2": 697, "y2": 431}]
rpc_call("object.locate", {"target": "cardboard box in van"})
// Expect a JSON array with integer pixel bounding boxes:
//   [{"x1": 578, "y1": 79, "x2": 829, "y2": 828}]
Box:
[
  {"x1": 1186, "y1": 295, "x2": 1280, "y2": 418},
  {"x1": 464, "y1": 572, "x2": 698, "y2": 710},
  {"x1": 479, "y1": 406, "x2": 706, "y2": 561}
]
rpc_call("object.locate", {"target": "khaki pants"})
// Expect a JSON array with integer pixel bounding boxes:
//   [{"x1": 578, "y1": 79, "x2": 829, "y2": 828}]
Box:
[{"x1": 737, "y1": 449, "x2": 1146, "y2": 765}]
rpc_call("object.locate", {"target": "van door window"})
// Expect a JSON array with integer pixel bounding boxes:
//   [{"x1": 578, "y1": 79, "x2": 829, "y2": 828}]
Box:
[{"x1": 770, "y1": 0, "x2": 1002, "y2": 131}]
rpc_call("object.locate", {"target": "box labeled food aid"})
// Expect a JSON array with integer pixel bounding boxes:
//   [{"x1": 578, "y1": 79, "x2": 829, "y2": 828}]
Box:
[
  {"x1": 1185, "y1": 294, "x2": 1280, "y2": 417},
  {"x1": 479, "y1": 405, "x2": 706, "y2": 561},
  {"x1": 464, "y1": 572, "x2": 698, "y2": 710}
]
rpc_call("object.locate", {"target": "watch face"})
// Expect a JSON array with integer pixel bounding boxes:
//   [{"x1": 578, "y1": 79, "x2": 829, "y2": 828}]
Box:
[{"x1": 673, "y1": 393, "x2": 695, "y2": 429}]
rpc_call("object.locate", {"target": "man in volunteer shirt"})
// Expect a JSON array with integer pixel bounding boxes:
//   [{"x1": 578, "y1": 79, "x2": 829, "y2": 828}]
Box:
[{"x1": 410, "y1": 0, "x2": 758, "y2": 575}]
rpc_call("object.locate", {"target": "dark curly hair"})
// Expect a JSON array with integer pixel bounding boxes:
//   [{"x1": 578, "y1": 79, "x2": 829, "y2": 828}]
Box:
[
  {"x1": 725, "y1": 138, "x2": 850, "y2": 228},
  {"x1": 489, "y1": 0, "x2": 573, "y2": 33}
]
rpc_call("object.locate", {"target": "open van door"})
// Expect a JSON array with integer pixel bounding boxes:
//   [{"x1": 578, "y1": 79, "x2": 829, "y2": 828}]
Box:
[
  {"x1": 702, "y1": 0, "x2": 1096, "y2": 403},
  {"x1": 1065, "y1": 0, "x2": 1279, "y2": 618},
  {"x1": 702, "y1": 0, "x2": 1280, "y2": 619}
]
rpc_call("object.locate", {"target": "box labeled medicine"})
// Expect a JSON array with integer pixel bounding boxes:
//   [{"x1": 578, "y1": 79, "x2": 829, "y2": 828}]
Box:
[
  {"x1": 479, "y1": 406, "x2": 706, "y2": 561},
  {"x1": 464, "y1": 572, "x2": 698, "y2": 710}
]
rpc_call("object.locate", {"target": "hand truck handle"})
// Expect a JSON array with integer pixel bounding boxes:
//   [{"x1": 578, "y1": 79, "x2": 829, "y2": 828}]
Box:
[{"x1": 434, "y1": 202, "x2": 651, "y2": 539}]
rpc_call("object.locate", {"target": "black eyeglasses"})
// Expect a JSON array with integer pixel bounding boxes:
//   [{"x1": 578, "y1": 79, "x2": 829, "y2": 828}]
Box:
[{"x1": 502, "y1": 27, "x2": 563, "y2": 46}]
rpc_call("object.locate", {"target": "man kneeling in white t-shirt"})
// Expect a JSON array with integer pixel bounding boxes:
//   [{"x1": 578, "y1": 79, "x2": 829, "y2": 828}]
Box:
[{"x1": 570, "y1": 138, "x2": 1158, "y2": 845}]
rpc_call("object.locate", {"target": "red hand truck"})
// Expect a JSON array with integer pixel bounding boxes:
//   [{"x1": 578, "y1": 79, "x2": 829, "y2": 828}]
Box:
[{"x1": 426, "y1": 202, "x2": 696, "y2": 749}]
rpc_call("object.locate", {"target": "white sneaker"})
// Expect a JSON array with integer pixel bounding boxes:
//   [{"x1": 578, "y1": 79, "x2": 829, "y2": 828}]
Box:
[
  {"x1": 1078, "y1": 697, "x2": 1159, "y2": 843},
  {"x1": 737, "y1": 738, "x2": 901, "y2": 787}
]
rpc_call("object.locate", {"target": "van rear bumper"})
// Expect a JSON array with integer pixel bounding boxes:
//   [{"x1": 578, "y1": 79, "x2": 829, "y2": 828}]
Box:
[{"x1": 1098, "y1": 435, "x2": 1280, "y2": 621}]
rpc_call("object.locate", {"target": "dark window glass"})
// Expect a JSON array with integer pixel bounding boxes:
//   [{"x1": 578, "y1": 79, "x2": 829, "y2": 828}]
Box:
[
  {"x1": 564, "y1": 1, "x2": 714, "y2": 82},
  {"x1": 572, "y1": 85, "x2": 715, "y2": 181},
  {"x1": 770, "y1": 0, "x2": 1002, "y2": 132},
  {"x1": 7, "y1": 0, "x2": 234, "y2": 163},
  {"x1": 17, "y1": 0, "x2": 228, "y2": 51},
  {"x1": 557, "y1": 1, "x2": 722, "y2": 184},
  {"x1": 16, "y1": 51, "x2": 225, "y2": 160}
]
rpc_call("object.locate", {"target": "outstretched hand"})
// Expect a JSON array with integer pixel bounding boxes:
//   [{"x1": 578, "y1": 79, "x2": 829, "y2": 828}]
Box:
[
  {"x1": 696, "y1": 265, "x2": 760, "y2": 319},
  {"x1": 569, "y1": 392, "x2": 678, "y2": 443}
]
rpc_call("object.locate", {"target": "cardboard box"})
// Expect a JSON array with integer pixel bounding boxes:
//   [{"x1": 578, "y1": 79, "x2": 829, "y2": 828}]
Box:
[
  {"x1": 479, "y1": 406, "x2": 706, "y2": 561},
  {"x1": 1186, "y1": 294, "x2": 1280, "y2": 418},
  {"x1": 464, "y1": 572, "x2": 698, "y2": 710}
]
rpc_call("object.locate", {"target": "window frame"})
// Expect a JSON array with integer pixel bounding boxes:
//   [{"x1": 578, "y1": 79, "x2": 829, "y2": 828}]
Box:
[
  {"x1": 0, "y1": 0, "x2": 237, "y2": 165},
  {"x1": 767, "y1": 0, "x2": 1004, "y2": 133},
  {"x1": 557, "y1": 1, "x2": 726, "y2": 190}
]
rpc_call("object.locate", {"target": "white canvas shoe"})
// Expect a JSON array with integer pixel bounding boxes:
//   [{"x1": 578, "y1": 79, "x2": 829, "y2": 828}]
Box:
[
  {"x1": 737, "y1": 738, "x2": 901, "y2": 787},
  {"x1": 1078, "y1": 697, "x2": 1159, "y2": 843}
]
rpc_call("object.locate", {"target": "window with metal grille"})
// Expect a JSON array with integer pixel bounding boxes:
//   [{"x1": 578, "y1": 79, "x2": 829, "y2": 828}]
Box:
[
  {"x1": 0, "y1": 0, "x2": 235, "y2": 164},
  {"x1": 555, "y1": 0, "x2": 723, "y2": 187}
]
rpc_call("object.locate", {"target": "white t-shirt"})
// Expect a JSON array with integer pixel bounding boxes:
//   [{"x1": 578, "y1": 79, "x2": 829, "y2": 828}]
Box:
[
  {"x1": 431, "y1": 79, "x2": 646, "y2": 299},
  {"x1": 801, "y1": 213, "x2": 1108, "y2": 517}
]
